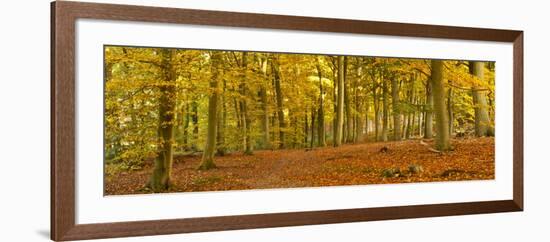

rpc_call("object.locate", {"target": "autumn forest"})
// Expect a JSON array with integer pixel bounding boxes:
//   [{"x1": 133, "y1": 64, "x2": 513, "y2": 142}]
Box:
[{"x1": 104, "y1": 46, "x2": 495, "y2": 195}]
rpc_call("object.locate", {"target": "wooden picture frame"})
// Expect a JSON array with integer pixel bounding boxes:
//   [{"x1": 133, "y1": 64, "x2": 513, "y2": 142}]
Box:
[{"x1": 51, "y1": 1, "x2": 523, "y2": 241}]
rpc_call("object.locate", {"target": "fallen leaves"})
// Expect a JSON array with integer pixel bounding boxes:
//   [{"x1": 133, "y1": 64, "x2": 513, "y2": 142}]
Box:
[{"x1": 105, "y1": 137, "x2": 495, "y2": 195}]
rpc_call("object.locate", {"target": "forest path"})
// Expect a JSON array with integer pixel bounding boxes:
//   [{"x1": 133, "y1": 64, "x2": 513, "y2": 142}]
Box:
[{"x1": 105, "y1": 137, "x2": 495, "y2": 195}]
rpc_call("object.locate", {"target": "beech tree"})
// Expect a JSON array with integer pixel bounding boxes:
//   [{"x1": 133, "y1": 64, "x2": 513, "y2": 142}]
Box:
[
  {"x1": 334, "y1": 56, "x2": 345, "y2": 147},
  {"x1": 199, "y1": 52, "x2": 222, "y2": 170},
  {"x1": 149, "y1": 49, "x2": 177, "y2": 191},
  {"x1": 431, "y1": 60, "x2": 451, "y2": 151},
  {"x1": 469, "y1": 61, "x2": 494, "y2": 137}
]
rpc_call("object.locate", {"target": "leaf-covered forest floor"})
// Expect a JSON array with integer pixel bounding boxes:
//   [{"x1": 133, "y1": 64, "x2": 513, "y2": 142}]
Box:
[{"x1": 105, "y1": 137, "x2": 495, "y2": 195}]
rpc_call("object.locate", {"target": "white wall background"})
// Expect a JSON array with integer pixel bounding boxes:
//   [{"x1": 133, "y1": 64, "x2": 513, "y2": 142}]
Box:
[{"x1": 0, "y1": 0, "x2": 547, "y2": 241}]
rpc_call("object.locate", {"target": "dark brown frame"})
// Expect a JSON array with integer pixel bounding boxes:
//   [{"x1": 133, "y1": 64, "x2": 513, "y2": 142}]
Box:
[{"x1": 51, "y1": 1, "x2": 523, "y2": 241}]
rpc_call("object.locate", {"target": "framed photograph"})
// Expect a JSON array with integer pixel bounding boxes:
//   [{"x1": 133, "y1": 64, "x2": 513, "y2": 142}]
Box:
[{"x1": 51, "y1": 1, "x2": 523, "y2": 241}]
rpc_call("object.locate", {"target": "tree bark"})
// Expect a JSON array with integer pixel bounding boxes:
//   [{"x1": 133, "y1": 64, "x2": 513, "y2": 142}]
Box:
[
  {"x1": 424, "y1": 77, "x2": 434, "y2": 139},
  {"x1": 316, "y1": 63, "x2": 326, "y2": 147},
  {"x1": 148, "y1": 49, "x2": 177, "y2": 192},
  {"x1": 469, "y1": 61, "x2": 494, "y2": 136},
  {"x1": 183, "y1": 102, "x2": 190, "y2": 151},
  {"x1": 334, "y1": 56, "x2": 345, "y2": 147},
  {"x1": 310, "y1": 107, "x2": 316, "y2": 148},
  {"x1": 372, "y1": 71, "x2": 380, "y2": 141},
  {"x1": 391, "y1": 76, "x2": 401, "y2": 140},
  {"x1": 191, "y1": 101, "x2": 199, "y2": 151},
  {"x1": 259, "y1": 57, "x2": 271, "y2": 149},
  {"x1": 216, "y1": 79, "x2": 227, "y2": 156},
  {"x1": 364, "y1": 85, "x2": 370, "y2": 141},
  {"x1": 344, "y1": 57, "x2": 353, "y2": 143},
  {"x1": 418, "y1": 97, "x2": 423, "y2": 137},
  {"x1": 405, "y1": 77, "x2": 415, "y2": 139},
  {"x1": 382, "y1": 73, "x2": 389, "y2": 142},
  {"x1": 199, "y1": 52, "x2": 222, "y2": 170},
  {"x1": 332, "y1": 61, "x2": 338, "y2": 142},
  {"x1": 447, "y1": 87, "x2": 454, "y2": 137},
  {"x1": 431, "y1": 60, "x2": 451, "y2": 151},
  {"x1": 272, "y1": 58, "x2": 286, "y2": 148},
  {"x1": 354, "y1": 87, "x2": 361, "y2": 143},
  {"x1": 239, "y1": 53, "x2": 254, "y2": 155}
]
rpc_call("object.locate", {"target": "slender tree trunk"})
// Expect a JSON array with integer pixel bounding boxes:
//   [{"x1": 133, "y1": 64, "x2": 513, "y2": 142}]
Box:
[
  {"x1": 391, "y1": 76, "x2": 401, "y2": 140},
  {"x1": 344, "y1": 57, "x2": 354, "y2": 143},
  {"x1": 334, "y1": 56, "x2": 345, "y2": 147},
  {"x1": 239, "y1": 53, "x2": 254, "y2": 155},
  {"x1": 354, "y1": 65, "x2": 361, "y2": 143},
  {"x1": 183, "y1": 102, "x2": 190, "y2": 151},
  {"x1": 354, "y1": 95, "x2": 361, "y2": 142},
  {"x1": 259, "y1": 58, "x2": 271, "y2": 149},
  {"x1": 148, "y1": 49, "x2": 177, "y2": 192},
  {"x1": 233, "y1": 97, "x2": 241, "y2": 129},
  {"x1": 405, "y1": 80, "x2": 414, "y2": 139},
  {"x1": 242, "y1": 101, "x2": 253, "y2": 154},
  {"x1": 199, "y1": 52, "x2": 222, "y2": 170},
  {"x1": 304, "y1": 109, "x2": 309, "y2": 145},
  {"x1": 424, "y1": 78, "x2": 433, "y2": 139},
  {"x1": 272, "y1": 58, "x2": 286, "y2": 148},
  {"x1": 216, "y1": 79, "x2": 227, "y2": 156},
  {"x1": 469, "y1": 61, "x2": 494, "y2": 136},
  {"x1": 372, "y1": 74, "x2": 380, "y2": 141},
  {"x1": 292, "y1": 114, "x2": 298, "y2": 148},
  {"x1": 431, "y1": 60, "x2": 451, "y2": 151},
  {"x1": 191, "y1": 101, "x2": 199, "y2": 150},
  {"x1": 332, "y1": 65, "x2": 338, "y2": 143},
  {"x1": 316, "y1": 63, "x2": 326, "y2": 147},
  {"x1": 364, "y1": 87, "x2": 370, "y2": 141},
  {"x1": 418, "y1": 97, "x2": 423, "y2": 137},
  {"x1": 413, "y1": 95, "x2": 418, "y2": 137},
  {"x1": 447, "y1": 87, "x2": 454, "y2": 137},
  {"x1": 310, "y1": 107, "x2": 316, "y2": 148},
  {"x1": 382, "y1": 76, "x2": 389, "y2": 142}
]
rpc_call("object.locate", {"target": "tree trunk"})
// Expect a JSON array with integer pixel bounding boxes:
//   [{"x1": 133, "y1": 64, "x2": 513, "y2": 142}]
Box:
[
  {"x1": 418, "y1": 97, "x2": 423, "y2": 137},
  {"x1": 354, "y1": 100, "x2": 361, "y2": 143},
  {"x1": 413, "y1": 96, "x2": 418, "y2": 137},
  {"x1": 316, "y1": 63, "x2": 326, "y2": 147},
  {"x1": 259, "y1": 57, "x2": 271, "y2": 149},
  {"x1": 310, "y1": 107, "x2": 316, "y2": 148},
  {"x1": 272, "y1": 58, "x2": 286, "y2": 148},
  {"x1": 469, "y1": 61, "x2": 494, "y2": 136},
  {"x1": 372, "y1": 73, "x2": 380, "y2": 141},
  {"x1": 344, "y1": 57, "x2": 354, "y2": 143},
  {"x1": 431, "y1": 60, "x2": 451, "y2": 151},
  {"x1": 199, "y1": 52, "x2": 222, "y2": 170},
  {"x1": 148, "y1": 49, "x2": 177, "y2": 192},
  {"x1": 233, "y1": 97, "x2": 241, "y2": 129},
  {"x1": 239, "y1": 53, "x2": 253, "y2": 155},
  {"x1": 191, "y1": 101, "x2": 199, "y2": 151},
  {"x1": 183, "y1": 102, "x2": 190, "y2": 151},
  {"x1": 334, "y1": 56, "x2": 345, "y2": 147},
  {"x1": 364, "y1": 88, "x2": 370, "y2": 141},
  {"x1": 354, "y1": 64, "x2": 361, "y2": 142},
  {"x1": 304, "y1": 109, "x2": 309, "y2": 145},
  {"x1": 391, "y1": 76, "x2": 401, "y2": 140},
  {"x1": 447, "y1": 87, "x2": 454, "y2": 137},
  {"x1": 332, "y1": 63, "x2": 338, "y2": 143},
  {"x1": 382, "y1": 75, "x2": 389, "y2": 142},
  {"x1": 424, "y1": 78, "x2": 433, "y2": 139},
  {"x1": 216, "y1": 79, "x2": 227, "y2": 156},
  {"x1": 405, "y1": 79, "x2": 414, "y2": 139}
]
